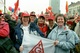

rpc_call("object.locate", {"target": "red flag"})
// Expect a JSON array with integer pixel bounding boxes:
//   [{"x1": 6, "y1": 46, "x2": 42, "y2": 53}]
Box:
[
  {"x1": 50, "y1": 11, "x2": 54, "y2": 16},
  {"x1": 14, "y1": 0, "x2": 19, "y2": 13},
  {"x1": 29, "y1": 40, "x2": 44, "y2": 53},
  {"x1": 65, "y1": 1, "x2": 68, "y2": 13},
  {"x1": 12, "y1": 0, "x2": 19, "y2": 21}
]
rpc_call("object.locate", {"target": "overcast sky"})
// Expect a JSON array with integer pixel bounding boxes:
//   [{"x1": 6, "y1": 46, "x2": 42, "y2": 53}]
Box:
[{"x1": 0, "y1": 0, "x2": 80, "y2": 14}]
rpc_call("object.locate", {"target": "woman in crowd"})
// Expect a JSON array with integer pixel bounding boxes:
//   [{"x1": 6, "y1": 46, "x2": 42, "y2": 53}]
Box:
[
  {"x1": 0, "y1": 13, "x2": 9, "y2": 38},
  {"x1": 37, "y1": 14, "x2": 48, "y2": 37},
  {"x1": 30, "y1": 11, "x2": 37, "y2": 23},
  {"x1": 13, "y1": 12, "x2": 45, "y2": 52},
  {"x1": 48, "y1": 14, "x2": 75, "y2": 53},
  {"x1": 46, "y1": 16, "x2": 57, "y2": 38},
  {"x1": 0, "y1": 13, "x2": 10, "y2": 52}
]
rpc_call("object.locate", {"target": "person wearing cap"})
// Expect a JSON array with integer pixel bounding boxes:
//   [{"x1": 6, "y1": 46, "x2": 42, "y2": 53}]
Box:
[
  {"x1": 0, "y1": 11, "x2": 5, "y2": 21},
  {"x1": 66, "y1": 20, "x2": 74, "y2": 30},
  {"x1": 46, "y1": 16, "x2": 57, "y2": 38},
  {"x1": 66, "y1": 16, "x2": 76, "y2": 31},
  {"x1": 37, "y1": 14, "x2": 48, "y2": 37},
  {"x1": 0, "y1": 13, "x2": 10, "y2": 52},
  {"x1": 0, "y1": 17, "x2": 9, "y2": 38},
  {"x1": 0, "y1": 12, "x2": 9, "y2": 38},
  {"x1": 12, "y1": 12, "x2": 45, "y2": 52},
  {"x1": 30, "y1": 11, "x2": 38, "y2": 24}
]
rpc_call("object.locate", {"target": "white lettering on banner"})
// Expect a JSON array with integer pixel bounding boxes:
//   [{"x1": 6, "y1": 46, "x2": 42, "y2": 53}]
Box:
[{"x1": 21, "y1": 34, "x2": 55, "y2": 53}]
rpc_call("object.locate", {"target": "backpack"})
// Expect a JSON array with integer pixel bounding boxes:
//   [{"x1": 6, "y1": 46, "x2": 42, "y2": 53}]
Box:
[{"x1": 66, "y1": 30, "x2": 80, "y2": 53}]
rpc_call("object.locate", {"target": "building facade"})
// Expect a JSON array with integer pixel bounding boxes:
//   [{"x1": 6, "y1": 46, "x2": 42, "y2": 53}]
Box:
[
  {"x1": 49, "y1": 0, "x2": 60, "y2": 14},
  {"x1": 68, "y1": 1, "x2": 80, "y2": 16}
]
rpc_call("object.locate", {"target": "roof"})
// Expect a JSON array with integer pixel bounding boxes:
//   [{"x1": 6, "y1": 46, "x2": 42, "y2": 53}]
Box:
[{"x1": 69, "y1": 1, "x2": 80, "y2": 7}]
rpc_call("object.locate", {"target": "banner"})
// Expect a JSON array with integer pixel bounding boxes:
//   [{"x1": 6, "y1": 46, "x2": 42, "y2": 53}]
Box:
[{"x1": 21, "y1": 34, "x2": 55, "y2": 53}]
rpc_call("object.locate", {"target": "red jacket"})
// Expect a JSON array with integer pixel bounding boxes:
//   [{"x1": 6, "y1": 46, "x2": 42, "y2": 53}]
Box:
[
  {"x1": 0, "y1": 21, "x2": 9, "y2": 37},
  {"x1": 38, "y1": 23, "x2": 48, "y2": 37}
]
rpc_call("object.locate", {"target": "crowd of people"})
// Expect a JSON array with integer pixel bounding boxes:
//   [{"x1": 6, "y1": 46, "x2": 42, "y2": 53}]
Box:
[{"x1": 0, "y1": 10, "x2": 80, "y2": 53}]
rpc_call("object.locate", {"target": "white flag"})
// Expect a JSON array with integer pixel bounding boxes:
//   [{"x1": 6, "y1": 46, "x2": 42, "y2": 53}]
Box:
[{"x1": 21, "y1": 34, "x2": 55, "y2": 53}]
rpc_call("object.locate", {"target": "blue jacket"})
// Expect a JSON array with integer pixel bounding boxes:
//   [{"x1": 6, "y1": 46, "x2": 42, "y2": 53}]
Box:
[
  {"x1": 48, "y1": 26, "x2": 75, "y2": 53},
  {"x1": 13, "y1": 22, "x2": 45, "y2": 51}
]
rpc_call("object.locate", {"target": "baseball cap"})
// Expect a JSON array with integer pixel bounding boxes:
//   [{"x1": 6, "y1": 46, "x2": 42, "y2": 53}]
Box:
[{"x1": 21, "y1": 12, "x2": 30, "y2": 17}]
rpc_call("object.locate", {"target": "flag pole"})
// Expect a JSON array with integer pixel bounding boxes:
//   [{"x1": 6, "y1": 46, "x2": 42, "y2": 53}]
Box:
[{"x1": 4, "y1": 0, "x2": 6, "y2": 13}]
